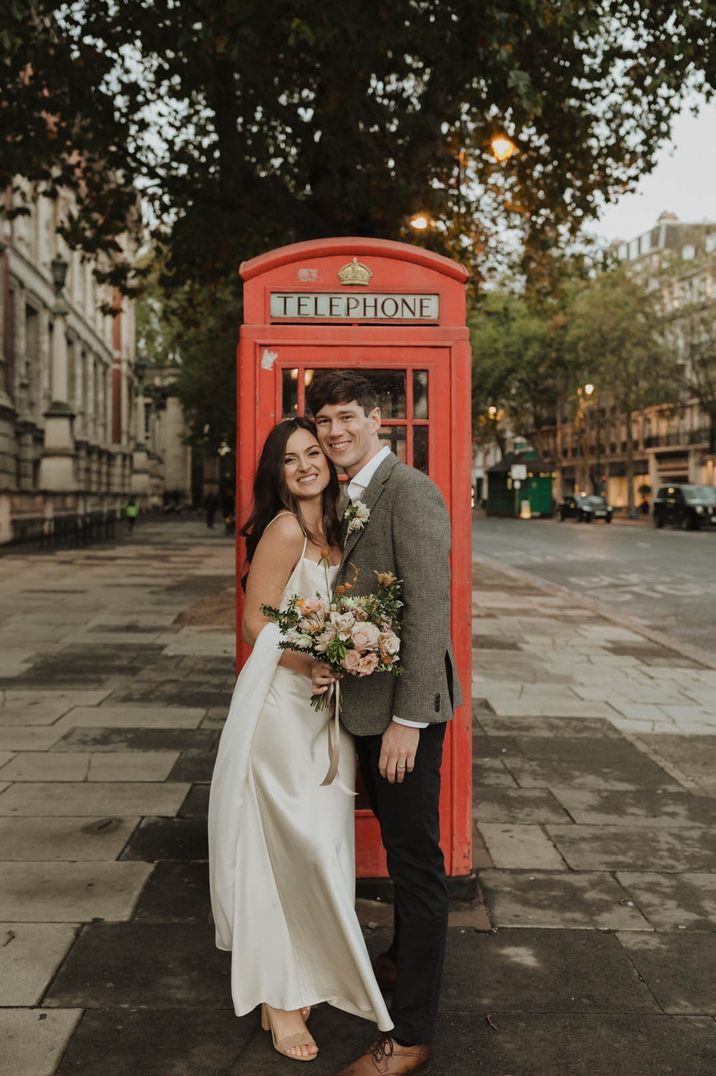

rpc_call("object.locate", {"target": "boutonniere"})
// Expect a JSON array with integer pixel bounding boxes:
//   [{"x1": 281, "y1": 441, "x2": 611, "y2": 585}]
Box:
[{"x1": 345, "y1": 500, "x2": 370, "y2": 536}]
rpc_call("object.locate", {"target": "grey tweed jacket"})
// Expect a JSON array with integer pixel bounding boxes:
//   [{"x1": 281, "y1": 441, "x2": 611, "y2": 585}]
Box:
[{"x1": 335, "y1": 452, "x2": 462, "y2": 737}]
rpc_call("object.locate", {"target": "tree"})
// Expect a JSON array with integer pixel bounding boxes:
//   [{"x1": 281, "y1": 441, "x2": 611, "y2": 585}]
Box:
[
  {"x1": 566, "y1": 265, "x2": 676, "y2": 515},
  {"x1": 134, "y1": 256, "x2": 239, "y2": 449},
  {"x1": 3, "y1": 1, "x2": 716, "y2": 295}
]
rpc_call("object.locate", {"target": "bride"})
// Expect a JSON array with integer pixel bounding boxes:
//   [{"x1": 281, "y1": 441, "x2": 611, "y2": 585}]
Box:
[{"x1": 208, "y1": 416, "x2": 392, "y2": 1063}]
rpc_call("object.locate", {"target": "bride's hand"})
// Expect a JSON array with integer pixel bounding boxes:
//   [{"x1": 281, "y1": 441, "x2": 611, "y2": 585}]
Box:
[{"x1": 311, "y1": 661, "x2": 336, "y2": 692}]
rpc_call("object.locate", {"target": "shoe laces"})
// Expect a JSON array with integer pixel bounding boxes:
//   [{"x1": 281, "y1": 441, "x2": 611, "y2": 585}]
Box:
[{"x1": 369, "y1": 1036, "x2": 395, "y2": 1064}]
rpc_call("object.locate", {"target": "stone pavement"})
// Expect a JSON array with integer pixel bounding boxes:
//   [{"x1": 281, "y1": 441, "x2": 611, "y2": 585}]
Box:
[{"x1": 0, "y1": 520, "x2": 715, "y2": 1075}]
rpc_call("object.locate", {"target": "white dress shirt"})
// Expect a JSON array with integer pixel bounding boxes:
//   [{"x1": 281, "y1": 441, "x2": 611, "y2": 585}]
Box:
[{"x1": 346, "y1": 446, "x2": 428, "y2": 731}]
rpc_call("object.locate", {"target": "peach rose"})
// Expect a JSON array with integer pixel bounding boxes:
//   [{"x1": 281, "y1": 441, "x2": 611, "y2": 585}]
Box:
[
  {"x1": 342, "y1": 649, "x2": 363, "y2": 673},
  {"x1": 356, "y1": 653, "x2": 379, "y2": 676},
  {"x1": 351, "y1": 622, "x2": 381, "y2": 651}
]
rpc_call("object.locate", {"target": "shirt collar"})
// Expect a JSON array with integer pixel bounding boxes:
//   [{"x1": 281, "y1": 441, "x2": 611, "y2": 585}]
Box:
[{"x1": 346, "y1": 445, "x2": 391, "y2": 501}]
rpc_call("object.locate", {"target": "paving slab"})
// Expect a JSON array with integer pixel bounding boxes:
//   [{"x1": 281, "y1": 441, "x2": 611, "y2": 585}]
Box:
[
  {"x1": 429, "y1": 1013, "x2": 716, "y2": 1076},
  {"x1": 617, "y1": 872, "x2": 716, "y2": 931},
  {"x1": 479, "y1": 870, "x2": 652, "y2": 931},
  {"x1": 131, "y1": 862, "x2": 212, "y2": 923},
  {"x1": 0, "y1": 1008, "x2": 82, "y2": 1076},
  {"x1": 86, "y1": 751, "x2": 179, "y2": 781},
  {"x1": 478, "y1": 823, "x2": 566, "y2": 870},
  {"x1": 0, "y1": 781, "x2": 190, "y2": 816},
  {"x1": 546, "y1": 824, "x2": 716, "y2": 871},
  {"x1": 167, "y1": 747, "x2": 218, "y2": 782},
  {"x1": 119, "y1": 817, "x2": 208, "y2": 862},
  {"x1": 0, "y1": 725, "x2": 68, "y2": 751},
  {"x1": 477, "y1": 714, "x2": 623, "y2": 738},
  {"x1": 618, "y1": 932, "x2": 716, "y2": 1013},
  {"x1": 51, "y1": 726, "x2": 216, "y2": 753},
  {"x1": 0, "y1": 751, "x2": 89, "y2": 781},
  {"x1": 475, "y1": 787, "x2": 572, "y2": 824},
  {"x1": 0, "y1": 922, "x2": 79, "y2": 1004},
  {"x1": 54, "y1": 1008, "x2": 255, "y2": 1076},
  {"x1": 178, "y1": 783, "x2": 210, "y2": 818},
  {"x1": 55, "y1": 705, "x2": 206, "y2": 730},
  {"x1": 637, "y1": 734, "x2": 716, "y2": 794},
  {"x1": 0, "y1": 862, "x2": 152, "y2": 922},
  {"x1": 489, "y1": 697, "x2": 616, "y2": 718},
  {"x1": 504, "y1": 752, "x2": 681, "y2": 791},
  {"x1": 474, "y1": 757, "x2": 519, "y2": 787},
  {"x1": 44, "y1": 921, "x2": 232, "y2": 1008},
  {"x1": 551, "y1": 788, "x2": 716, "y2": 827},
  {"x1": 438, "y1": 927, "x2": 658, "y2": 1012},
  {"x1": 0, "y1": 815, "x2": 139, "y2": 860}
]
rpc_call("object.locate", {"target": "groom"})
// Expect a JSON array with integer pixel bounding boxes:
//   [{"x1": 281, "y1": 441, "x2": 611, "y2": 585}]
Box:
[{"x1": 307, "y1": 370, "x2": 461, "y2": 1075}]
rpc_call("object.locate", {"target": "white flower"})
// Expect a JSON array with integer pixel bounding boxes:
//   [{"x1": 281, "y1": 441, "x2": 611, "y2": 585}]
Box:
[
  {"x1": 314, "y1": 625, "x2": 337, "y2": 653},
  {"x1": 284, "y1": 627, "x2": 314, "y2": 650},
  {"x1": 345, "y1": 500, "x2": 371, "y2": 535}
]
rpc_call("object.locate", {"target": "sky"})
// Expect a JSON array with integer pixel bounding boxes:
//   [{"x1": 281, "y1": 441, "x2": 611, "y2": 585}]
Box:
[{"x1": 594, "y1": 96, "x2": 716, "y2": 245}]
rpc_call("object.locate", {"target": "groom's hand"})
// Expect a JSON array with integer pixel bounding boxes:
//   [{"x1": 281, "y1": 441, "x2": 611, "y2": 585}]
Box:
[{"x1": 379, "y1": 721, "x2": 420, "y2": 784}]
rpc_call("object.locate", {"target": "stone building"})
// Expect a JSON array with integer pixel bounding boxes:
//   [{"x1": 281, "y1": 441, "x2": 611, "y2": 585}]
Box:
[
  {"x1": 0, "y1": 180, "x2": 142, "y2": 543},
  {"x1": 132, "y1": 363, "x2": 193, "y2": 509},
  {"x1": 533, "y1": 212, "x2": 716, "y2": 507}
]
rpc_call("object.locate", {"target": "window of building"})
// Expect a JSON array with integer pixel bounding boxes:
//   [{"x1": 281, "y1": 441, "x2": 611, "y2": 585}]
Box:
[
  {"x1": 705, "y1": 233, "x2": 716, "y2": 254},
  {"x1": 682, "y1": 244, "x2": 696, "y2": 261}
]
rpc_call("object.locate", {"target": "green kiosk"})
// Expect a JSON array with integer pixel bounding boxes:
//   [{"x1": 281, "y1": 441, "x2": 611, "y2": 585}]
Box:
[{"x1": 486, "y1": 451, "x2": 554, "y2": 518}]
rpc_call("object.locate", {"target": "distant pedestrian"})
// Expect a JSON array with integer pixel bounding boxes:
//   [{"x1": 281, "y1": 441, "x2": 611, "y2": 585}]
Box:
[
  {"x1": 125, "y1": 497, "x2": 139, "y2": 534},
  {"x1": 203, "y1": 490, "x2": 219, "y2": 529},
  {"x1": 222, "y1": 490, "x2": 236, "y2": 536}
]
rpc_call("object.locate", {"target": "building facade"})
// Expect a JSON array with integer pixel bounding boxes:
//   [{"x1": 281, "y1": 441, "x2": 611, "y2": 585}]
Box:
[
  {"x1": 0, "y1": 180, "x2": 146, "y2": 543},
  {"x1": 533, "y1": 212, "x2": 716, "y2": 508},
  {"x1": 132, "y1": 363, "x2": 193, "y2": 509}
]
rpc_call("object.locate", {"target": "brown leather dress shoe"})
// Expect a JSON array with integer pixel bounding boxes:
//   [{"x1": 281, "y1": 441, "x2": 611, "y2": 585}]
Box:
[
  {"x1": 372, "y1": 951, "x2": 397, "y2": 991},
  {"x1": 337, "y1": 1035, "x2": 431, "y2": 1075}
]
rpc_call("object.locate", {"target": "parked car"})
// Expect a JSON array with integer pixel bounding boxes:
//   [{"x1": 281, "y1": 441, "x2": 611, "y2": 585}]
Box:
[
  {"x1": 558, "y1": 494, "x2": 613, "y2": 523},
  {"x1": 653, "y1": 484, "x2": 716, "y2": 530}
]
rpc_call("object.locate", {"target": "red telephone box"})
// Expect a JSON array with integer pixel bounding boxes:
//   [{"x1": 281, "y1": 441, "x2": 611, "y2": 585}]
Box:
[{"x1": 236, "y1": 237, "x2": 473, "y2": 884}]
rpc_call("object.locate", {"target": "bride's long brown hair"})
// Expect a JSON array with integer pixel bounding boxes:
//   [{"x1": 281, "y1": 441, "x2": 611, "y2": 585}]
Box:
[{"x1": 240, "y1": 417, "x2": 341, "y2": 586}]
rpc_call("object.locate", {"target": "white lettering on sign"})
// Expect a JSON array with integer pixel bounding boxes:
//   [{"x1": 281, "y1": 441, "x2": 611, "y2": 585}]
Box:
[{"x1": 269, "y1": 292, "x2": 439, "y2": 321}]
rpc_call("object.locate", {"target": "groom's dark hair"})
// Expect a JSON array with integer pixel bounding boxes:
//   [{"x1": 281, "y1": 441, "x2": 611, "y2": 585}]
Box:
[{"x1": 306, "y1": 370, "x2": 379, "y2": 417}]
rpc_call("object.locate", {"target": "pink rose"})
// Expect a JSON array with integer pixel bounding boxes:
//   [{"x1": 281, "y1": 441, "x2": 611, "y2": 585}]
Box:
[
  {"x1": 303, "y1": 597, "x2": 327, "y2": 614},
  {"x1": 342, "y1": 649, "x2": 363, "y2": 673},
  {"x1": 356, "y1": 653, "x2": 379, "y2": 676},
  {"x1": 351, "y1": 622, "x2": 381, "y2": 651}
]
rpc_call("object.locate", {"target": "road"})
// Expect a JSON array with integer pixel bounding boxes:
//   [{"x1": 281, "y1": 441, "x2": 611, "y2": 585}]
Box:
[{"x1": 473, "y1": 515, "x2": 716, "y2": 657}]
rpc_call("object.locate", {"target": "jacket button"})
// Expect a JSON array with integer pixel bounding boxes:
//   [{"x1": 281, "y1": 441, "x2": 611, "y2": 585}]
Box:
[{"x1": 434, "y1": 694, "x2": 441, "y2": 712}]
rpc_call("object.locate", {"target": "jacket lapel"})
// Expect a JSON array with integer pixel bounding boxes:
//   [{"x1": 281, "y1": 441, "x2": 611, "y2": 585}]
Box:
[{"x1": 340, "y1": 452, "x2": 399, "y2": 567}]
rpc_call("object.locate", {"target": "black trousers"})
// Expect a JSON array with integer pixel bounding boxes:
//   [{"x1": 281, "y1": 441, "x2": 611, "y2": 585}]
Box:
[{"x1": 356, "y1": 722, "x2": 448, "y2": 1045}]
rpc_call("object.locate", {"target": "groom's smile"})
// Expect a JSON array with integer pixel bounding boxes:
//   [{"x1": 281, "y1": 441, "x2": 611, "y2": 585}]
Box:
[{"x1": 314, "y1": 400, "x2": 382, "y2": 477}]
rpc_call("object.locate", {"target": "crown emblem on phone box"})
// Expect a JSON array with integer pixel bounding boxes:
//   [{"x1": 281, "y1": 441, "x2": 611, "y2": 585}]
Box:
[{"x1": 338, "y1": 258, "x2": 373, "y2": 286}]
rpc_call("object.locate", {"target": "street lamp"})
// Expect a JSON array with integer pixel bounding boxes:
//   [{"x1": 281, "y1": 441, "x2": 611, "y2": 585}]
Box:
[
  {"x1": 50, "y1": 254, "x2": 69, "y2": 296},
  {"x1": 409, "y1": 212, "x2": 434, "y2": 231},
  {"x1": 489, "y1": 133, "x2": 518, "y2": 163}
]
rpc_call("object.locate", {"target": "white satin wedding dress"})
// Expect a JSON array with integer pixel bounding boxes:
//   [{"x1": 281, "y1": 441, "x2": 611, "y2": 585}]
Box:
[{"x1": 208, "y1": 525, "x2": 392, "y2": 1031}]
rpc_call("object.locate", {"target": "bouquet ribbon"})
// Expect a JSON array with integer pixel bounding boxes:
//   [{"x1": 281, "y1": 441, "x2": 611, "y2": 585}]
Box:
[{"x1": 320, "y1": 680, "x2": 356, "y2": 797}]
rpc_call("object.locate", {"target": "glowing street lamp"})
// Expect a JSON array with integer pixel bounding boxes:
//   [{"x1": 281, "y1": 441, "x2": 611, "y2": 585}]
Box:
[
  {"x1": 489, "y1": 134, "x2": 518, "y2": 163},
  {"x1": 409, "y1": 212, "x2": 433, "y2": 231},
  {"x1": 584, "y1": 383, "x2": 595, "y2": 397}
]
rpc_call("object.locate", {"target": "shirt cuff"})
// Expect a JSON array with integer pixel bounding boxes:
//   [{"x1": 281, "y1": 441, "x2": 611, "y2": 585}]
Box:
[{"x1": 392, "y1": 716, "x2": 429, "y2": 729}]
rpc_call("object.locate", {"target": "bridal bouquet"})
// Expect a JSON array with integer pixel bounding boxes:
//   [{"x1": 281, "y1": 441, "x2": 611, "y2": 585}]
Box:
[{"x1": 261, "y1": 561, "x2": 403, "y2": 711}]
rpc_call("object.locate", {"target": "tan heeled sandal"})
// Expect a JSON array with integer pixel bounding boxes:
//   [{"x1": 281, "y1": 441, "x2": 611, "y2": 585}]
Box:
[{"x1": 260, "y1": 1003, "x2": 318, "y2": 1062}]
